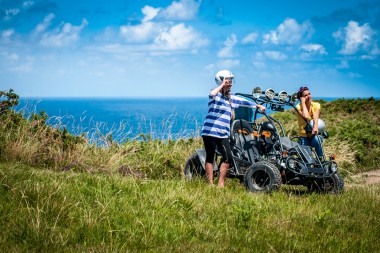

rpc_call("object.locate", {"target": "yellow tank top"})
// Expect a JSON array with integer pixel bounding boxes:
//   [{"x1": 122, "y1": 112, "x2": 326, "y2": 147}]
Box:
[{"x1": 296, "y1": 101, "x2": 321, "y2": 137}]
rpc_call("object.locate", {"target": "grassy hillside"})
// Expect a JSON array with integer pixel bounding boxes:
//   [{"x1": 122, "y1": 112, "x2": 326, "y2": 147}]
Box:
[
  {"x1": 0, "y1": 96, "x2": 380, "y2": 251},
  {"x1": 1, "y1": 97, "x2": 379, "y2": 178},
  {"x1": 1, "y1": 163, "x2": 379, "y2": 252}
]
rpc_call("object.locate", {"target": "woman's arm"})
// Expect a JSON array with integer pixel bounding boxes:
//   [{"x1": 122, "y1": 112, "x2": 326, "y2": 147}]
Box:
[
  {"x1": 299, "y1": 97, "x2": 311, "y2": 120},
  {"x1": 312, "y1": 108, "x2": 320, "y2": 135}
]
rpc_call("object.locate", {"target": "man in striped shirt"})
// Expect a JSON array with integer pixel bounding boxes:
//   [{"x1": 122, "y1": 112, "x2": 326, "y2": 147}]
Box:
[{"x1": 201, "y1": 70, "x2": 266, "y2": 187}]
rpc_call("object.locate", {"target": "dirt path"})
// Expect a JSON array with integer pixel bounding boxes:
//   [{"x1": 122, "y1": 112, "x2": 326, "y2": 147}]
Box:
[{"x1": 347, "y1": 169, "x2": 380, "y2": 187}]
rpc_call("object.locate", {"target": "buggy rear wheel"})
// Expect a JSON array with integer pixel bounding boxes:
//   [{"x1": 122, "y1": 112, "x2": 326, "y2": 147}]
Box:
[
  {"x1": 244, "y1": 161, "x2": 282, "y2": 193},
  {"x1": 184, "y1": 154, "x2": 205, "y2": 180},
  {"x1": 307, "y1": 172, "x2": 344, "y2": 193}
]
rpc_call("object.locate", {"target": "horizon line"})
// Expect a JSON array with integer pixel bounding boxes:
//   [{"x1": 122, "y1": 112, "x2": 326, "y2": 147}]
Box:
[{"x1": 18, "y1": 95, "x2": 380, "y2": 99}]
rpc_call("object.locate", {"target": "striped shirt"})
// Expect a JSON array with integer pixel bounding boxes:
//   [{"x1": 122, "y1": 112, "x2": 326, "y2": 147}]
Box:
[{"x1": 201, "y1": 92, "x2": 258, "y2": 138}]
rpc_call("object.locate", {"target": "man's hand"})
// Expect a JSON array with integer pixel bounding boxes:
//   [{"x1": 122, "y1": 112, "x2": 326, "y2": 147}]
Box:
[
  {"x1": 221, "y1": 78, "x2": 228, "y2": 87},
  {"x1": 257, "y1": 104, "x2": 266, "y2": 113}
]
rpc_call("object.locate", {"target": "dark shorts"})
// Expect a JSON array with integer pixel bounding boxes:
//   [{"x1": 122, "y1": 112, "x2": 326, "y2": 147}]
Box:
[{"x1": 202, "y1": 135, "x2": 233, "y2": 164}]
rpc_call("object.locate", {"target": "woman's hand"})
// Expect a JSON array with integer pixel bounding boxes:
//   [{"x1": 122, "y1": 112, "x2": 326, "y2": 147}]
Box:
[{"x1": 312, "y1": 125, "x2": 318, "y2": 135}]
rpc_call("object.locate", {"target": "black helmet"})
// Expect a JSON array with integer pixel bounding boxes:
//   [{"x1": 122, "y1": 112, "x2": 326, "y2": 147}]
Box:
[{"x1": 261, "y1": 121, "x2": 276, "y2": 132}]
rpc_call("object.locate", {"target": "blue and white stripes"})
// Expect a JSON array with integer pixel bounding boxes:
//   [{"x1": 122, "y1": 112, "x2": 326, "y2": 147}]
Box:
[{"x1": 201, "y1": 92, "x2": 257, "y2": 138}]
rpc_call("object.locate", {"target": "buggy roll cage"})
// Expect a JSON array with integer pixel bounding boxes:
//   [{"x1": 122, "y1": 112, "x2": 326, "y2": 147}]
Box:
[
  {"x1": 235, "y1": 87, "x2": 331, "y2": 174},
  {"x1": 235, "y1": 87, "x2": 299, "y2": 143},
  {"x1": 235, "y1": 86, "x2": 314, "y2": 135}
]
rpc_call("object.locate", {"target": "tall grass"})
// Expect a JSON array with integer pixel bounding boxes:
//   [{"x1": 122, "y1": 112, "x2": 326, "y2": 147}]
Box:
[
  {"x1": 0, "y1": 107, "x2": 202, "y2": 178},
  {"x1": 1, "y1": 163, "x2": 379, "y2": 252},
  {"x1": 1, "y1": 98, "x2": 380, "y2": 178}
]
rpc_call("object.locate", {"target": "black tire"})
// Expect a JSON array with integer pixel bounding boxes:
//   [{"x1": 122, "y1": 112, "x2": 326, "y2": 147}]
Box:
[
  {"x1": 244, "y1": 161, "x2": 282, "y2": 193},
  {"x1": 184, "y1": 154, "x2": 205, "y2": 180},
  {"x1": 307, "y1": 172, "x2": 344, "y2": 194}
]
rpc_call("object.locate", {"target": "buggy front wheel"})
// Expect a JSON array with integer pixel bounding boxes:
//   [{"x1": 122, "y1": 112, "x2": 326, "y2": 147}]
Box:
[
  {"x1": 244, "y1": 161, "x2": 282, "y2": 193},
  {"x1": 307, "y1": 173, "x2": 344, "y2": 194}
]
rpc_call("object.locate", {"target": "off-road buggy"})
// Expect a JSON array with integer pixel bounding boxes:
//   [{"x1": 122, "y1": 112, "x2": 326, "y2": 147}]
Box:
[{"x1": 184, "y1": 87, "x2": 344, "y2": 193}]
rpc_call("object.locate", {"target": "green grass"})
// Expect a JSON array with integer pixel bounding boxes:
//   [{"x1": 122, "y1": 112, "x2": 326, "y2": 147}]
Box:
[
  {"x1": 1, "y1": 163, "x2": 379, "y2": 252},
  {"x1": 1, "y1": 96, "x2": 380, "y2": 251}
]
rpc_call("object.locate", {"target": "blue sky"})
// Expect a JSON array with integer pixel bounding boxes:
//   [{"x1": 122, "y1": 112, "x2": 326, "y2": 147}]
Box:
[{"x1": 0, "y1": 0, "x2": 379, "y2": 98}]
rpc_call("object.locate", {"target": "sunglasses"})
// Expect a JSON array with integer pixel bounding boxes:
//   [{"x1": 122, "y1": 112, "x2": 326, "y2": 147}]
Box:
[{"x1": 297, "y1": 86, "x2": 309, "y2": 98}]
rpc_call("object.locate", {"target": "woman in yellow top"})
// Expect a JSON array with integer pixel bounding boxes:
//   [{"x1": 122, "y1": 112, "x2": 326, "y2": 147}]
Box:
[{"x1": 295, "y1": 86, "x2": 324, "y2": 159}]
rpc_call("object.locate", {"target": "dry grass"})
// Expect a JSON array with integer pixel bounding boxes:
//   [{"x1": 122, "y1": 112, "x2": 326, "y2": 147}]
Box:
[
  {"x1": 0, "y1": 109, "x2": 202, "y2": 178},
  {"x1": 1, "y1": 97, "x2": 379, "y2": 179}
]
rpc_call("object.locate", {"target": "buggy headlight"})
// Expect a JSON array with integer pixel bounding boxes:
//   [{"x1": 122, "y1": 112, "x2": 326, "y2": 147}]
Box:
[
  {"x1": 290, "y1": 93, "x2": 299, "y2": 103},
  {"x1": 265, "y1": 88, "x2": 275, "y2": 100},
  {"x1": 329, "y1": 162, "x2": 338, "y2": 173},
  {"x1": 287, "y1": 158, "x2": 297, "y2": 169},
  {"x1": 278, "y1": 91, "x2": 288, "y2": 102},
  {"x1": 252, "y1": 87, "x2": 262, "y2": 98}
]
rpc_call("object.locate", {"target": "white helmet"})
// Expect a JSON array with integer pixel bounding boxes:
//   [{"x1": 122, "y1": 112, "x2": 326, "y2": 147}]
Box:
[
  {"x1": 309, "y1": 118, "x2": 326, "y2": 132},
  {"x1": 215, "y1": 70, "x2": 235, "y2": 85}
]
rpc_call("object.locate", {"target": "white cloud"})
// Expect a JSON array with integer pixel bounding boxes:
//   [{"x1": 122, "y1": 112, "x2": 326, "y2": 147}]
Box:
[
  {"x1": 333, "y1": 21, "x2": 375, "y2": 55},
  {"x1": 242, "y1": 32, "x2": 258, "y2": 44},
  {"x1": 3, "y1": 8, "x2": 20, "y2": 21},
  {"x1": 260, "y1": 51, "x2": 288, "y2": 61},
  {"x1": 6, "y1": 9, "x2": 20, "y2": 17},
  {"x1": 263, "y1": 18, "x2": 314, "y2": 45},
  {"x1": 219, "y1": 59, "x2": 240, "y2": 69},
  {"x1": 120, "y1": 22, "x2": 159, "y2": 43},
  {"x1": 118, "y1": 3, "x2": 207, "y2": 51},
  {"x1": 336, "y1": 60, "x2": 349, "y2": 69},
  {"x1": 0, "y1": 51, "x2": 19, "y2": 61},
  {"x1": 301, "y1": 44, "x2": 327, "y2": 55},
  {"x1": 300, "y1": 43, "x2": 327, "y2": 59},
  {"x1": 205, "y1": 63, "x2": 215, "y2": 73},
  {"x1": 23, "y1": 1, "x2": 34, "y2": 8},
  {"x1": 360, "y1": 55, "x2": 376, "y2": 60},
  {"x1": 153, "y1": 23, "x2": 208, "y2": 50},
  {"x1": 39, "y1": 18, "x2": 88, "y2": 47},
  {"x1": 159, "y1": 0, "x2": 201, "y2": 20},
  {"x1": 7, "y1": 53, "x2": 19, "y2": 61},
  {"x1": 252, "y1": 61, "x2": 266, "y2": 69},
  {"x1": 5, "y1": 55, "x2": 34, "y2": 73},
  {"x1": 119, "y1": 5, "x2": 162, "y2": 43},
  {"x1": 348, "y1": 72, "x2": 362, "y2": 78},
  {"x1": 34, "y1": 13, "x2": 55, "y2": 34},
  {"x1": 1, "y1": 29, "x2": 15, "y2": 42},
  {"x1": 359, "y1": 44, "x2": 380, "y2": 59},
  {"x1": 217, "y1": 34, "x2": 238, "y2": 58},
  {"x1": 142, "y1": 5, "x2": 161, "y2": 22},
  {"x1": 370, "y1": 44, "x2": 380, "y2": 56}
]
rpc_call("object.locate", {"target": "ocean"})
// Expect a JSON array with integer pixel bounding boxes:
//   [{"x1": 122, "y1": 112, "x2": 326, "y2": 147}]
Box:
[
  {"x1": 16, "y1": 96, "x2": 343, "y2": 144},
  {"x1": 17, "y1": 97, "x2": 209, "y2": 143}
]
